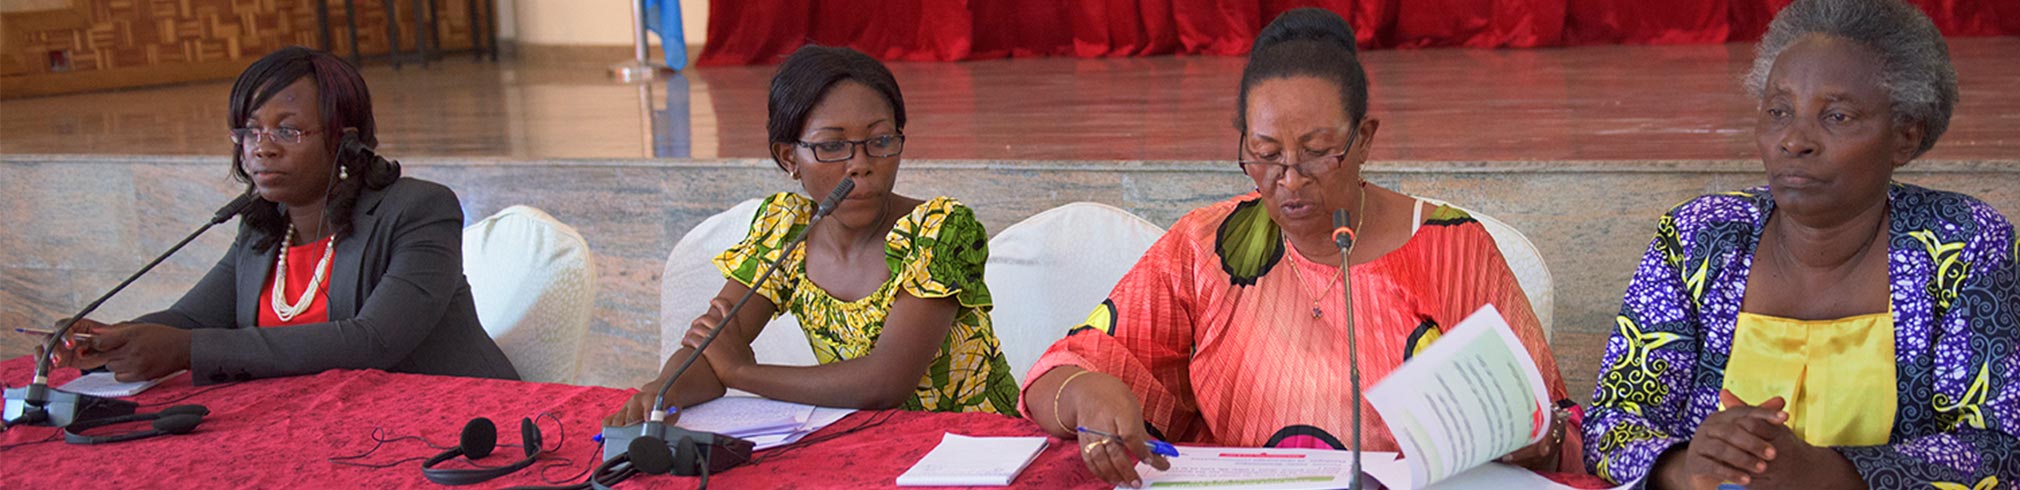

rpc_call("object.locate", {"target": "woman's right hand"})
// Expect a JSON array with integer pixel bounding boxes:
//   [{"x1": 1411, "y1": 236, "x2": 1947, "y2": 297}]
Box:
[
  {"x1": 1656, "y1": 390, "x2": 1790, "y2": 489},
  {"x1": 38, "y1": 318, "x2": 109, "y2": 370},
  {"x1": 1061, "y1": 371, "x2": 1170, "y2": 488},
  {"x1": 603, "y1": 378, "x2": 683, "y2": 428}
]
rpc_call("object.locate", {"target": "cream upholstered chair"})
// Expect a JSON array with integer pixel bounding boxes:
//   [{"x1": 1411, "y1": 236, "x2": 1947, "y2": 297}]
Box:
[
  {"x1": 1415, "y1": 197, "x2": 1555, "y2": 340},
  {"x1": 463, "y1": 205, "x2": 598, "y2": 384},
  {"x1": 659, "y1": 198, "x2": 817, "y2": 368},
  {"x1": 985, "y1": 202, "x2": 1166, "y2": 383}
]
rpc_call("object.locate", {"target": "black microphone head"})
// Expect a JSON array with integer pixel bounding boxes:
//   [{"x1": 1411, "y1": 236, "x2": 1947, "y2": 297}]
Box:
[
  {"x1": 814, "y1": 178, "x2": 857, "y2": 218},
  {"x1": 1332, "y1": 209, "x2": 1356, "y2": 249},
  {"x1": 211, "y1": 191, "x2": 258, "y2": 225},
  {"x1": 461, "y1": 417, "x2": 498, "y2": 459},
  {"x1": 153, "y1": 414, "x2": 204, "y2": 434},
  {"x1": 629, "y1": 436, "x2": 676, "y2": 475},
  {"x1": 159, "y1": 405, "x2": 210, "y2": 417}
]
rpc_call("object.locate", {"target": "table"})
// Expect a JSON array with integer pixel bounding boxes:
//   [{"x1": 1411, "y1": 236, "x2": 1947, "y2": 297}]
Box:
[{"x1": 0, "y1": 357, "x2": 1611, "y2": 488}]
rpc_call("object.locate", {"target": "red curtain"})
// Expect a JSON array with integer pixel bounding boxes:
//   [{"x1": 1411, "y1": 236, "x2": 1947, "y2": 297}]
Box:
[{"x1": 697, "y1": 0, "x2": 2018, "y2": 66}]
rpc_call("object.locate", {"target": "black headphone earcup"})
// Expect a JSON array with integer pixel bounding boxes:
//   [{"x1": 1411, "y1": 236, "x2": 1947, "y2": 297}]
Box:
[
  {"x1": 629, "y1": 436, "x2": 675, "y2": 475},
  {"x1": 159, "y1": 405, "x2": 211, "y2": 417},
  {"x1": 153, "y1": 414, "x2": 204, "y2": 435},
  {"x1": 461, "y1": 418, "x2": 498, "y2": 459},
  {"x1": 672, "y1": 436, "x2": 699, "y2": 476},
  {"x1": 519, "y1": 418, "x2": 542, "y2": 457}
]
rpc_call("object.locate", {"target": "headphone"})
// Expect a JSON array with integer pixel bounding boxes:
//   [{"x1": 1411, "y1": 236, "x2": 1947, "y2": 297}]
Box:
[
  {"x1": 527, "y1": 436, "x2": 687, "y2": 490},
  {"x1": 63, "y1": 404, "x2": 209, "y2": 445},
  {"x1": 421, "y1": 417, "x2": 548, "y2": 486}
]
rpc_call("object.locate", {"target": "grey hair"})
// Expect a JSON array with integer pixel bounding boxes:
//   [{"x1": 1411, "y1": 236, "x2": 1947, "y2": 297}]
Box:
[{"x1": 1743, "y1": 0, "x2": 1958, "y2": 158}]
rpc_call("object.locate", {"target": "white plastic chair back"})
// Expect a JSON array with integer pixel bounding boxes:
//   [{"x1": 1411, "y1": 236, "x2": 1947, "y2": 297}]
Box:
[
  {"x1": 660, "y1": 198, "x2": 818, "y2": 368},
  {"x1": 1416, "y1": 198, "x2": 1555, "y2": 340},
  {"x1": 985, "y1": 203, "x2": 1167, "y2": 384},
  {"x1": 463, "y1": 205, "x2": 598, "y2": 384}
]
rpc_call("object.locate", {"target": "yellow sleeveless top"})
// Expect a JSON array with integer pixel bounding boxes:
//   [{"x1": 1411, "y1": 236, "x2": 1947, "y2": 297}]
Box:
[{"x1": 1721, "y1": 311, "x2": 1896, "y2": 446}]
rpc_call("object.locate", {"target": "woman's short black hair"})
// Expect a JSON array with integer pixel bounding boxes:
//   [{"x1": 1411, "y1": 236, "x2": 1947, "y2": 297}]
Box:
[
  {"x1": 228, "y1": 46, "x2": 398, "y2": 251},
  {"x1": 765, "y1": 45, "x2": 906, "y2": 169},
  {"x1": 1234, "y1": 8, "x2": 1370, "y2": 133}
]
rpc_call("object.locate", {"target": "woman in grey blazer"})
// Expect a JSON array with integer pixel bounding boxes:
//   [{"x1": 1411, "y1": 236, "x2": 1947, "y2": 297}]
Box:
[{"x1": 47, "y1": 47, "x2": 518, "y2": 384}]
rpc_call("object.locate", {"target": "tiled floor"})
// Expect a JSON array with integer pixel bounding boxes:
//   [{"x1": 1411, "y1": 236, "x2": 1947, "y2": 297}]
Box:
[{"x1": 4, "y1": 37, "x2": 2015, "y2": 162}]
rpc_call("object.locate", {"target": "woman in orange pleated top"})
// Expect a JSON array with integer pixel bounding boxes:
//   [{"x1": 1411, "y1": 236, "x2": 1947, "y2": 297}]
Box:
[{"x1": 1018, "y1": 8, "x2": 1580, "y2": 488}]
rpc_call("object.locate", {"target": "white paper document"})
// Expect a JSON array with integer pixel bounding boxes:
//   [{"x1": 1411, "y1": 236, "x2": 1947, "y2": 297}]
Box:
[
  {"x1": 675, "y1": 396, "x2": 817, "y2": 437},
  {"x1": 896, "y1": 433, "x2": 1049, "y2": 486},
  {"x1": 58, "y1": 370, "x2": 183, "y2": 398},
  {"x1": 1365, "y1": 304, "x2": 1554, "y2": 488},
  {"x1": 1127, "y1": 448, "x2": 1391, "y2": 490}
]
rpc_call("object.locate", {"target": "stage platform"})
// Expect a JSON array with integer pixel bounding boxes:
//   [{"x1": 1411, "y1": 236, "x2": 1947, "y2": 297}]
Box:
[
  {"x1": 3, "y1": 38, "x2": 2016, "y2": 162},
  {"x1": 3, "y1": 39, "x2": 2017, "y2": 401}
]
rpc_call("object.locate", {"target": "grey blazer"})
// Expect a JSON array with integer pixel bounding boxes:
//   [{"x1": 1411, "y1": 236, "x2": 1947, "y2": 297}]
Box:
[{"x1": 134, "y1": 178, "x2": 520, "y2": 384}]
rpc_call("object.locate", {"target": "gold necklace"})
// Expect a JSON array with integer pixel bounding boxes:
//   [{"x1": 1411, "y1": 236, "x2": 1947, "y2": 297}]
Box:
[{"x1": 1283, "y1": 183, "x2": 1369, "y2": 319}]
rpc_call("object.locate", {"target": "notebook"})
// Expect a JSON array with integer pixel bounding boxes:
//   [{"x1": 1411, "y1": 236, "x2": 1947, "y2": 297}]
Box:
[
  {"x1": 896, "y1": 433, "x2": 1049, "y2": 486},
  {"x1": 58, "y1": 370, "x2": 184, "y2": 398}
]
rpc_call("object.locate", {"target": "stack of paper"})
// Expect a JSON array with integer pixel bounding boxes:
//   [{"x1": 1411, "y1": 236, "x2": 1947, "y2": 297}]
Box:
[
  {"x1": 674, "y1": 396, "x2": 857, "y2": 450},
  {"x1": 896, "y1": 433, "x2": 1049, "y2": 486}
]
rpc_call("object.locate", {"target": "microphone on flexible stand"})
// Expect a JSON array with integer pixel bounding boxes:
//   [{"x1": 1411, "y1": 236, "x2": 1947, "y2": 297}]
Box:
[
  {"x1": 597, "y1": 178, "x2": 857, "y2": 487},
  {"x1": 1332, "y1": 209, "x2": 1364, "y2": 490},
  {"x1": 5, "y1": 190, "x2": 257, "y2": 429}
]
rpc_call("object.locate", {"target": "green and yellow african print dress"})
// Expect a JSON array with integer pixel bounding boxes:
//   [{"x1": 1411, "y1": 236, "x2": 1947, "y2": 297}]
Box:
[{"x1": 712, "y1": 192, "x2": 1019, "y2": 414}]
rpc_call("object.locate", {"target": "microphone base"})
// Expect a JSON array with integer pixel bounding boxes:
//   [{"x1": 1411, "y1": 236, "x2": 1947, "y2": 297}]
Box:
[
  {"x1": 601, "y1": 423, "x2": 755, "y2": 476},
  {"x1": 4, "y1": 386, "x2": 138, "y2": 428}
]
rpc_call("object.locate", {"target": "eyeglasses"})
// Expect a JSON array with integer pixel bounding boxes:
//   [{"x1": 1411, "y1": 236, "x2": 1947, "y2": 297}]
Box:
[
  {"x1": 795, "y1": 135, "x2": 905, "y2": 163},
  {"x1": 1235, "y1": 129, "x2": 1358, "y2": 183},
  {"x1": 231, "y1": 127, "x2": 322, "y2": 146}
]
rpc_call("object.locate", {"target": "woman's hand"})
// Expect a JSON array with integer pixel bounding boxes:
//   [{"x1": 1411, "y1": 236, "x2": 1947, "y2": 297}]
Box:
[
  {"x1": 1656, "y1": 390, "x2": 1790, "y2": 488},
  {"x1": 89, "y1": 323, "x2": 191, "y2": 382},
  {"x1": 1499, "y1": 407, "x2": 1568, "y2": 471},
  {"x1": 39, "y1": 318, "x2": 110, "y2": 370},
  {"x1": 1054, "y1": 370, "x2": 1170, "y2": 488},
  {"x1": 684, "y1": 297, "x2": 756, "y2": 382},
  {"x1": 603, "y1": 378, "x2": 685, "y2": 428}
]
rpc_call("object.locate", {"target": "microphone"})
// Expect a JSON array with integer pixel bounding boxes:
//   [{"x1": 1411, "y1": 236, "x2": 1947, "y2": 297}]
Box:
[
  {"x1": 620, "y1": 178, "x2": 857, "y2": 480},
  {"x1": 1333, "y1": 209, "x2": 1364, "y2": 490},
  {"x1": 5, "y1": 190, "x2": 257, "y2": 428}
]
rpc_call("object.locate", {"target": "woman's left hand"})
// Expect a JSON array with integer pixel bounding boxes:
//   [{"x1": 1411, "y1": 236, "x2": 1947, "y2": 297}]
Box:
[
  {"x1": 1499, "y1": 407, "x2": 1568, "y2": 471},
  {"x1": 90, "y1": 323, "x2": 192, "y2": 382}
]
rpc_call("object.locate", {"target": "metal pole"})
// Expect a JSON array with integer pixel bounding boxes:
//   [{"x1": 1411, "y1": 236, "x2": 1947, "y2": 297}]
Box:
[{"x1": 610, "y1": 0, "x2": 670, "y2": 82}]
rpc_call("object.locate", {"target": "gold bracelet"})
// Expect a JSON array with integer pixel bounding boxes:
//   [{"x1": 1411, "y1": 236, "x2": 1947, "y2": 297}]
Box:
[{"x1": 1053, "y1": 369, "x2": 1098, "y2": 434}]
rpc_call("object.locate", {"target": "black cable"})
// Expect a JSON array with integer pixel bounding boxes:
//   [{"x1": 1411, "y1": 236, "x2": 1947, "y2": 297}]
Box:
[
  {"x1": 744, "y1": 409, "x2": 898, "y2": 466},
  {"x1": 0, "y1": 429, "x2": 62, "y2": 451}
]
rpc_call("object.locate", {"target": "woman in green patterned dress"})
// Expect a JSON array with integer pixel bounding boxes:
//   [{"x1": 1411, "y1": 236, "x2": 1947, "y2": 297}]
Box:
[{"x1": 605, "y1": 46, "x2": 1018, "y2": 427}]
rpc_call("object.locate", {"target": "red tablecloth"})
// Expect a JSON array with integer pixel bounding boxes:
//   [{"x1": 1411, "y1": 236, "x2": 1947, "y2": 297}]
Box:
[{"x1": 0, "y1": 356, "x2": 1613, "y2": 488}]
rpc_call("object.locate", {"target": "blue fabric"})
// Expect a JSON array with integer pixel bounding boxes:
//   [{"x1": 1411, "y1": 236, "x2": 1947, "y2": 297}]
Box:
[{"x1": 641, "y1": 0, "x2": 687, "y2": 70}]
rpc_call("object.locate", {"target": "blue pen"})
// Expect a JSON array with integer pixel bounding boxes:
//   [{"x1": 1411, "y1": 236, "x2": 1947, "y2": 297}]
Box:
[{"x1": 1076, "y1": 426, "x2": 1180, "y2": 457}]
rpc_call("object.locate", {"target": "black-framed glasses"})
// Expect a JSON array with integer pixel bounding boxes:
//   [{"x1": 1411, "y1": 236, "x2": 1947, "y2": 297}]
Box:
[
  {"x1": 231, "y1": 127, "x2": 321, "y2": 146},
  {"x1": 1235, "y1": 128, "x2": 1358, "y2": 183},
  {"x1": 795, "y1": 134, "x2": 906, "y2": 163}
]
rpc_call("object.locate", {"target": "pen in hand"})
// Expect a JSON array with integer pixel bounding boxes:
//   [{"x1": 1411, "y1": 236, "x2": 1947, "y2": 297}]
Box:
[
  {"x1": 1076, "y1": 426, "x2": 1180, "y2": 457},
  {"x1": 14, "y1": 327, "x2": 96, "y2": 342}
]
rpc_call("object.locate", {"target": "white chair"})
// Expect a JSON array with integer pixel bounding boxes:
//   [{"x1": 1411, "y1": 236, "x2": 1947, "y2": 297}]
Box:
[
  {"x1": 985, "y1": 202, "x2": 1167, "y2": 384},
  {"x1": 1416, "y1": 197, "x2": 1555, "y2": 340},
  {"x1": 660, "y1": 198, "x2": 818, "y2": 369},
  {"x1": 463, "y1": 205, "x2": 598, "y2": 384}
]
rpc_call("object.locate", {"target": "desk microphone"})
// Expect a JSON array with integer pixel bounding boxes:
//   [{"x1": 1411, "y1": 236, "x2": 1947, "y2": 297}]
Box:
[
  {"x1": 1333, "y1": 209, "x2": 1364, "y2": 490},
  {"x1": 633, "y1": 178, "x2": 856, "y2": 481},
  {"x1": 5, "y1": 190, "x2": 257, "y2": 429}
]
